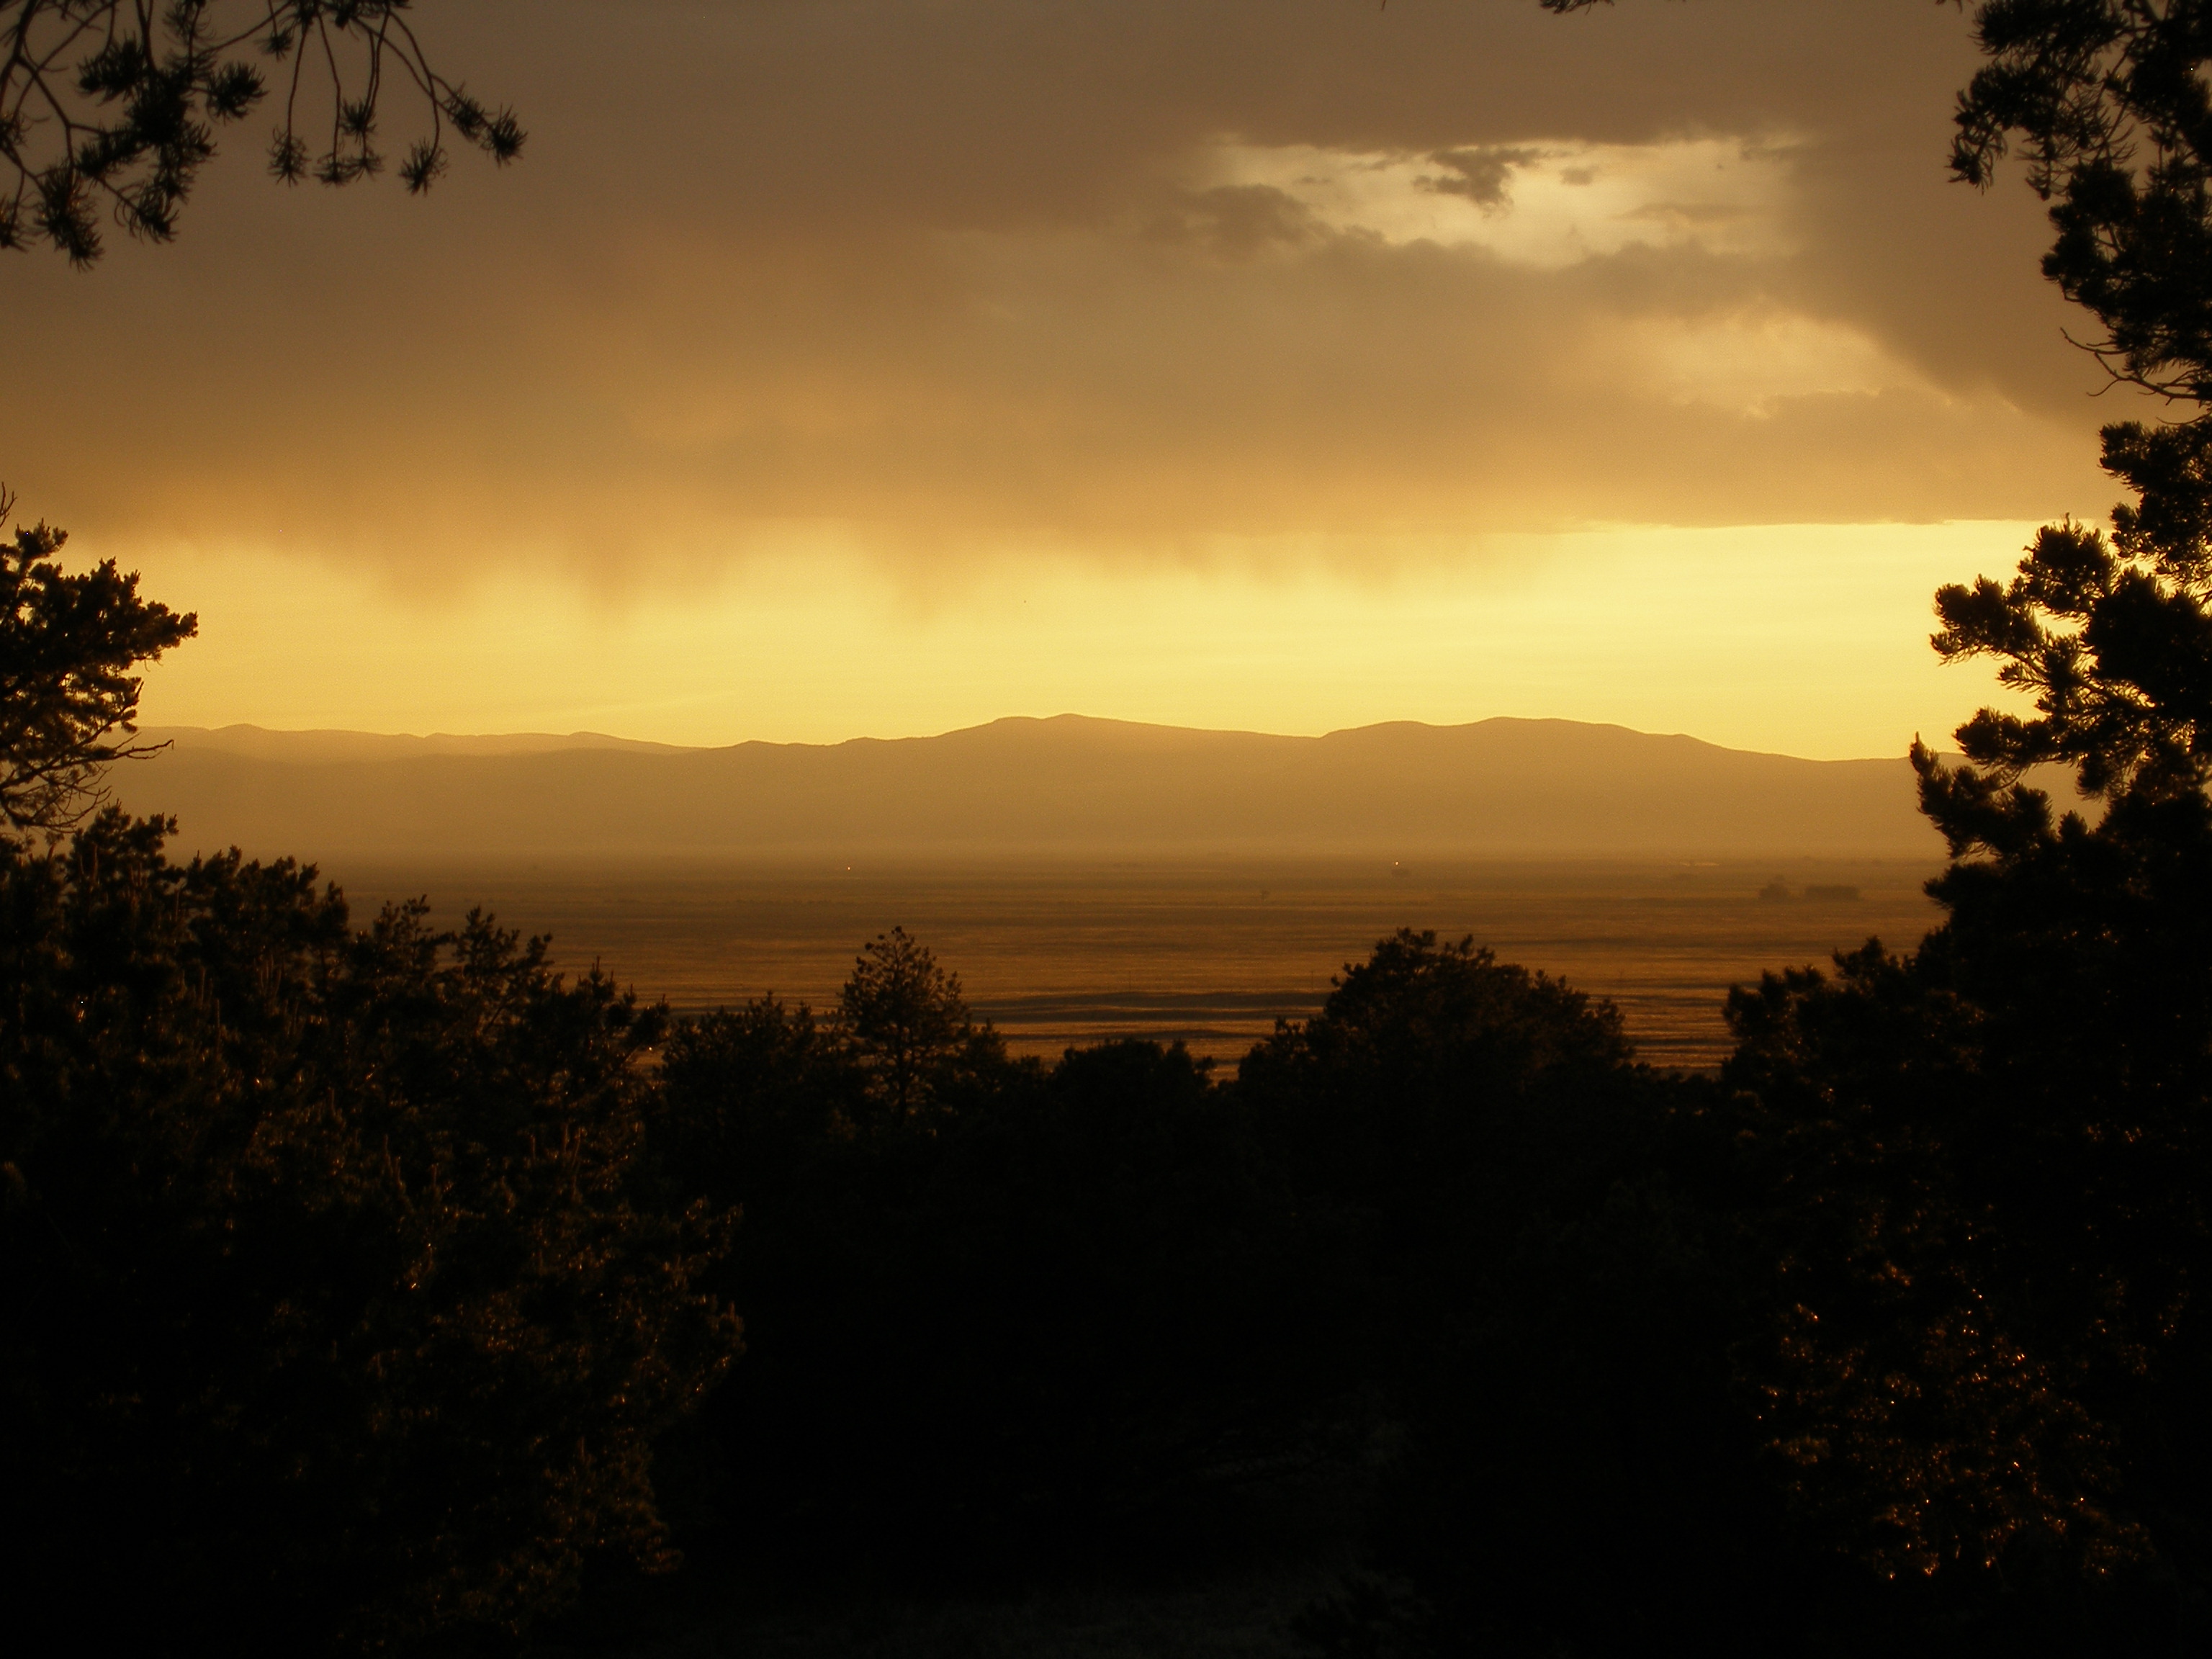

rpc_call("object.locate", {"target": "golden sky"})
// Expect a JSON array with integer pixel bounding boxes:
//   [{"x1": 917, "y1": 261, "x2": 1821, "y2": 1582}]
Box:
[{"x1": 4, "y1": 0, "x2": 2144, "y2": 757}]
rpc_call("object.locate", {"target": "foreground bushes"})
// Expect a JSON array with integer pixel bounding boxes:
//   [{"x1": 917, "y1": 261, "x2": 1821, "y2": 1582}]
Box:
[
  {"x1": 10, "y1": 815, "x2": 2205, "y2": 1656},
  {"x1": 1238, "y1": 935, "x2": 1796, "y2": 1655},
  {"x1": 0, "y1": 813, "x2": 739, "y2": 1651},
  {"x1": 642, "y1": 926, "x2": 1802, "y2": 1651},
  {"x1": 1305, "y1": 865, "x2": 2212, "y2": 1653},
  {"x1": 649, "y1": 938, "x2": 1332, "y2": 1566},
  {"x1": 1708, "y1": 793, "x2": 2212, "y2": 1651}
]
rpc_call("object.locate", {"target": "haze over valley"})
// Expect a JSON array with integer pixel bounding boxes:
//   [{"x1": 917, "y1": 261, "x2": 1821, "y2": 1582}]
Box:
[{"x1": 125, "y1": 715, "x2": 1948, "y2": 1067}]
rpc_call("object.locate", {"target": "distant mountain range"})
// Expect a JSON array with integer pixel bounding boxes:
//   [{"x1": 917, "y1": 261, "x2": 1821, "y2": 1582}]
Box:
[{"x1": 115, "y1": 716, "x2": 1947, "y2": 860}]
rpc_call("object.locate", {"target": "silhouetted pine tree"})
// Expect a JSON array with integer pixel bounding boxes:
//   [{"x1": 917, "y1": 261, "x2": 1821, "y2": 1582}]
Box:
[
  {"x1": 0, "y1": 493, "x2": 194, "y2": 835},
  {"x1": 650, "y1": 944, "x2": 1337, "y2": 1575},
  {"x1": 0, "y1": 812, "x2": 739, "y2": 1650},
  {"x1": 0, "y1": 1, "x2": 519, "y2": 264}
]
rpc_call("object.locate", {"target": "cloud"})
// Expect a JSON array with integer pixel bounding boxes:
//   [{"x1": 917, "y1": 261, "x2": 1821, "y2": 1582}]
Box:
[
  {"x1": 1148, "y1": 184, "x2": 1323, "y2": 258},
  {"x1": 0, "y1": 0, "x2": 2131, "y2": 591},
  {"x1": 1421, "y1": 147, "x2": 1540, "y2": 209},
  {"x1": 1208, "y1": 135, "x2": 1799, "y2": 266}
]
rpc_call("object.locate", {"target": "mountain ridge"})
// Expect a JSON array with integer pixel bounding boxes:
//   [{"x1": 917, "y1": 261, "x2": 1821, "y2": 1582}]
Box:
[
  {"x1": 117, "y1": 715, "x2": 1946, "y2": 860},
  {"x1": 138, "y1": 713, "x2": 1893, "y2": 767}
]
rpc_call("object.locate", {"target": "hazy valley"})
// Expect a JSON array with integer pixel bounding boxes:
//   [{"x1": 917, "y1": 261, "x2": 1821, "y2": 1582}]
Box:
[{"x1": 127, "y1": 716, "x2": 1948, "y2": 1068}]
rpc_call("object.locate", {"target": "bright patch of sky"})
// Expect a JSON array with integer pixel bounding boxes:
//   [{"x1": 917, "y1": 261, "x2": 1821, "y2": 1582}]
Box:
[
  {"x1": 1604, "y1": 310, "x2": 1899, "y2": 413},
  {"x1": 132, "y1": 521, "x2": 2039, "y2": 761},
  {"x1": 1203, "y1": 136, "x2": 1799, "y2": 266}
]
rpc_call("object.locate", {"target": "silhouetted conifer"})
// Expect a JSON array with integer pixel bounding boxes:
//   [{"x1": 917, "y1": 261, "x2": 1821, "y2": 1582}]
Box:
[
  {"x1": 1241, "y1": 928, "x2": 1636, "y2": 1305},
  {"x1": 0, "y1": 811, "x2": 739, "y2": 1651},
  {"x1": 0, "y1": 493, "x2": 194, "y2": 836},
  {"x1": 0, "y1": 2, "x2": 519, "y2": 264},
  {"x1": 650, "y1": 942, "x2": 1338, "y2": 1577},
  {"x1": 838, "y1": 925, "x2": 1009, "y2": 1128},
  {"x1": 1704, "y1": 9, "x2": 2212, "y2": 1622},
  {"x1": 1244, "y1": 930, "x2": 1778, "y2": 1655},
  {"x1": 1488, "y1": 8, "x2": 2212, "y2": 1647}
]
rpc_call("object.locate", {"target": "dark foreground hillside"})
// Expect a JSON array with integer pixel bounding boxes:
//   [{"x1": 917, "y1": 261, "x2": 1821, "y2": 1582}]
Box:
[{"x1": 549, "y1": 1555, "x2": 1344, "y2": 1658}]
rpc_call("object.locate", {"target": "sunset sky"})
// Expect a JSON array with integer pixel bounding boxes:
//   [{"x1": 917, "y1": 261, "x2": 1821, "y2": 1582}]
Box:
[{"x1": 5, "y1": 0, "x2": 2146, "y2": 757}]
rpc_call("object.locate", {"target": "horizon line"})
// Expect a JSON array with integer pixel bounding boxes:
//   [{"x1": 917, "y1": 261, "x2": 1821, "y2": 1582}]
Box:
[{"x1": 135, "y1": 711, "x2": 1924, "y2": 767}]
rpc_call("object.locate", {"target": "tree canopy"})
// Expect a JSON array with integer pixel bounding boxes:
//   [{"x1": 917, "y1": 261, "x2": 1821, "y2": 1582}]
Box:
[
  {"x1": 1, "y1": 812, "x2": 739, "y2": 1649},
  {"x1": 1950, "y1": 0, "x2": 2212, "y2": 406},
  {"x1": 1911, "y1": 1, "x2": 2212, "y2": 833},
  {"x1": 0, "y1": 490, "x2": 194, "y2": 837},
  {"x1": 1, "y1": 1, "x2": 520, "y2": 264},
  {"x1": 838, "y1": 925, "x2": 1006, "y2": 1125}
]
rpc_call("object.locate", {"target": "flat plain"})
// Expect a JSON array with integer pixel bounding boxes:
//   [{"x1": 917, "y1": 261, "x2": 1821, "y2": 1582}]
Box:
[{"x1": 325, "y1": 855, "x2": 1944, "y2": 1072}]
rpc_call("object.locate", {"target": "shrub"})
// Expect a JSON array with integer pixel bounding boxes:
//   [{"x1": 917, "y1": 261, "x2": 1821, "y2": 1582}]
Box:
[{"x1": 0, "y1": 811, "x2": 739, "y2": 1652}]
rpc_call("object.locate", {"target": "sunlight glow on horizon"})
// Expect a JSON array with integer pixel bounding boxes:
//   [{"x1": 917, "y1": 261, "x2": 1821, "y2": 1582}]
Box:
[{"x1": 130, "y1": 519, "x2": 2043, "y2": 762}]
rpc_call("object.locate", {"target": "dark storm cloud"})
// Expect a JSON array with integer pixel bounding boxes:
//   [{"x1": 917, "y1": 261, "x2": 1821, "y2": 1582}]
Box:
[
  {"x1": 1421, "y1": 148, "x2": 1542, "y2": 208},
  {"x1": 0, "y1": 0, "x2": 2123, "y2": 577}
]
